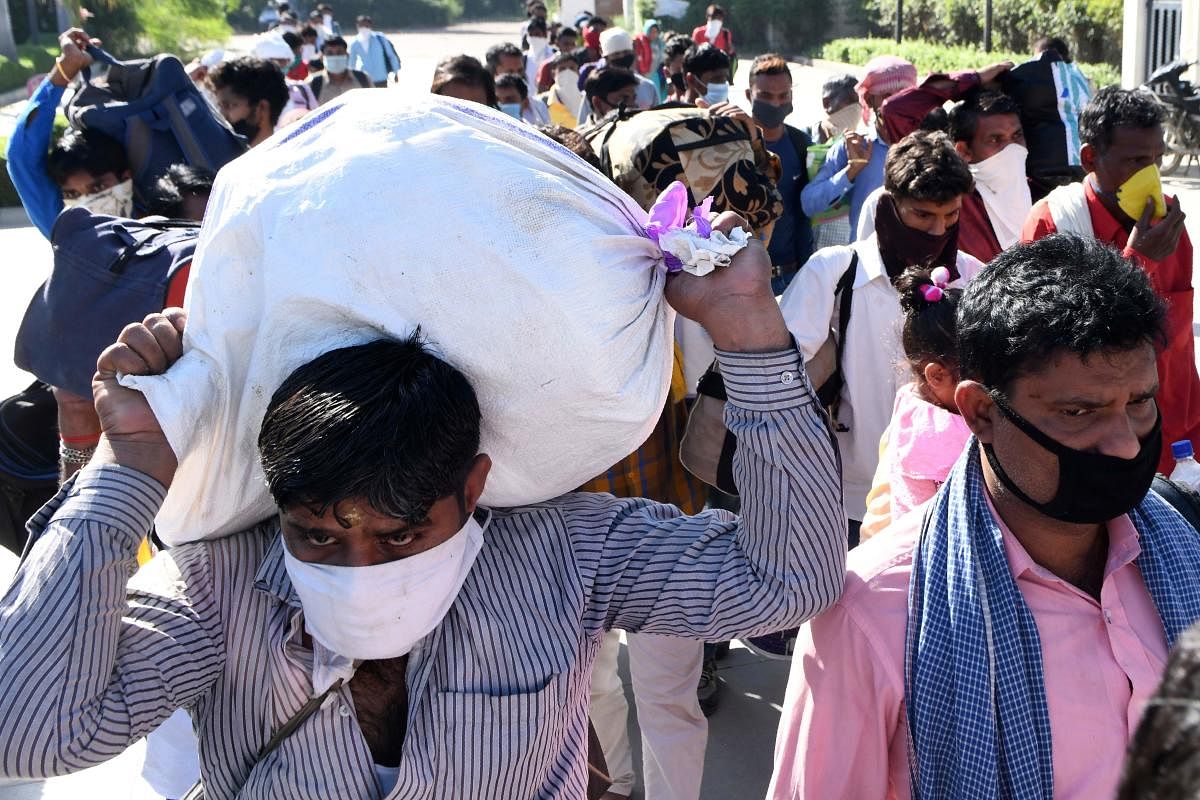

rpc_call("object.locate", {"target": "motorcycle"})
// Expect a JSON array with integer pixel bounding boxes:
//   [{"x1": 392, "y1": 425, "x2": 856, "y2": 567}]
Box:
[{"x1": 1143, "y1": 60, "x2": 1200, "y2": 176}]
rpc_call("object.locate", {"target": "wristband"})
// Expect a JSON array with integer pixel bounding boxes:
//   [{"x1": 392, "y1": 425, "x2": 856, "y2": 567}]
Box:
[
  {"x1": 61, "y1": 432, "x2": 101, "y2": 446},
  {"x1": 848, "y1": 158, "x2": 869, "y2": 165},
  {"x1": 59, "y1": 441, "x2": 96, "y2": 466},
  {"x1": 54, "y1": 59, "x2": 72, "y2": 84}
]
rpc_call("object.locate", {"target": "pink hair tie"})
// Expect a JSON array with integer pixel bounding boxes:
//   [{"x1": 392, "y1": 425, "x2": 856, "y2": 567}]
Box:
[
  {"x1": 930, "y1": 266, "x2": 951, "y2": 288},
  {"x1": 921, "y1": 284, "x2": 944, "y2": 303}
]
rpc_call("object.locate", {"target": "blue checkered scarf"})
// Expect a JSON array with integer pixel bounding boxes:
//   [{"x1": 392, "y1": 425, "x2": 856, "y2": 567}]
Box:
[{"x1": 905, "y1": 441, "x2": 1200, "y2": 799}]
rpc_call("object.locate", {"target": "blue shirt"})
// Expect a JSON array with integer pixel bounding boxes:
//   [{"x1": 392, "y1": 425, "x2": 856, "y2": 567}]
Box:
[
  {"x1": 800, "y1": 133, "x2": 888, "y2": 236},
  {"x1": 6, "y1": 77, "x2": 65, "y2": 239},
  {"x1": 348, "y1": 32, "x2": 400, "y2": 84},
  {"x1": 763, "y1": 128, "x2": 811, "y2": 271}
]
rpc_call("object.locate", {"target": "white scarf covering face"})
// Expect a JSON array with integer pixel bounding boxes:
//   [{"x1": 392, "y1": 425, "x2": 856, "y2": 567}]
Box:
[
  {"x1": 64, "y1": 179, "x2": 134, "y2": 218},
  {"x1": 284, "y1": 513, "x2": 486, "y2": 691},
  {"x1": 969, "y1": 142, "x2": 1033, "y2": 249}
]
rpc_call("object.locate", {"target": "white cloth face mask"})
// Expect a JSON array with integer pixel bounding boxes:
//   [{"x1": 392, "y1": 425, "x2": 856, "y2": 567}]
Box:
[
  {"x1": 356, "y1": 28, "x2": 372, "y2": 44},
  {"x1": 301, "y1": 43, "x2": 317, "y2": 61},
  {"x1": 969, "y1": 142, "x2": 1032, "y2": 249},
  {"x1": 64, "y1": 179, "x2": 134, "y2": 218},
  {"x1": 827, "y1": 104, "x2": 862, "y2": 134},
  {"x1": 527, "y1": 36, "x2": 549, "y2": 54},
  {"x1": 283, "y1": 512, "x2": 486, "y2": 663},
  {"x1": 705, "y1": 18, "x2": 723, "y2": 40}
]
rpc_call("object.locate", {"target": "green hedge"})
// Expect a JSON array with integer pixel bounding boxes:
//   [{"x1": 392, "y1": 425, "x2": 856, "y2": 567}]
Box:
[
  {"x1": 0, "y1": 113, "x2": 69, "y2": 208},
  {"x1": 821, "y1": 37, "x2": 1121, "y2": 88},
  {"x1": 0, "y1": 43, "x2": 60, "y2": 96}
]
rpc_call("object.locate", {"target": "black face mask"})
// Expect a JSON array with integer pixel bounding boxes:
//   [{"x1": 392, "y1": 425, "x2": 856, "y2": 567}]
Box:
[
  {"x1": 981, "y1": 391, "x2": 1162, "y2": 524},
  {"x1": 232, "y1": 117, "x2": 260, "y2": 143},
  {"x1": 609, "y1": 53, "x2": 636, "y2": 70},
  {"x1": 752, "y1": 98, "x2": 792, "y2": 129}
]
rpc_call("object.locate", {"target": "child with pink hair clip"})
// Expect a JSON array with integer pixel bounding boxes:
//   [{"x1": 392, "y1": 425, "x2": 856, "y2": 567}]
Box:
[{"x1": 860, "y1": 264, "x2": 974, "y2": 539}]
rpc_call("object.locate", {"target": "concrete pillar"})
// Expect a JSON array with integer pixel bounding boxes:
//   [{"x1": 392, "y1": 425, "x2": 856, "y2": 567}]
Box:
[
  {"x1": 1125, "y1": 0, "x2": 1150, "y2": 87},
  {"x1": 1182, "y1": 0, "x2": 1200, "y2": 84}
]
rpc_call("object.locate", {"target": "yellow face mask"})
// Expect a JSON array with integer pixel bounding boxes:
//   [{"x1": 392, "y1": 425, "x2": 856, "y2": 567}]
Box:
[{"x1": 1116, "y1": 163, "x2": 1167, "y2": 221}]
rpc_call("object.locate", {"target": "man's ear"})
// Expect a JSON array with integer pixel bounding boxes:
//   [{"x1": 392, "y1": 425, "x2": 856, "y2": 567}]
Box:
[
  {"x1": 745, "y1": 86, "x2": 752, "y2": 104},
  {"x1": 953, "y1": 139, "x2": 972, "y2": 162},
  {"x1": 256, "y1": 98, "x2": 273, "y2": 129},
  {"x1": 1080, "y1": 142, "x2": 1097, "y2": 174},
  {"x1": 461, "y1": 453, "x2": 492, "y2": 514},
  {"x1": 955, "y1": 381, "x2": 996, "y2": 442}
]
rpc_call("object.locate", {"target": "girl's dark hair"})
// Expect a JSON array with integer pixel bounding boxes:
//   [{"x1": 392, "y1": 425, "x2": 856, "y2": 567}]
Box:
[{"x1": 894, "y1": 264, "x2": 962, "y2": 377}]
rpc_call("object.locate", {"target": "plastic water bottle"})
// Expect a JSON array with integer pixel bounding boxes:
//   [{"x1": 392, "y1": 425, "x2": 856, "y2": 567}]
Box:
[{"x1": 1170, "y1": 440, "x2": 1200, "y2": 491}]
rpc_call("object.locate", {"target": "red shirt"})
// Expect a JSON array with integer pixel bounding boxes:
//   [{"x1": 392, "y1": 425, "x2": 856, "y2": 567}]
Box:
[
  {"x1": 1023, "y1": 180, "x2": 1200, "y2": 472},
  {"x1": 690, "y1": 25, "x2": 734, "y2": 56}
]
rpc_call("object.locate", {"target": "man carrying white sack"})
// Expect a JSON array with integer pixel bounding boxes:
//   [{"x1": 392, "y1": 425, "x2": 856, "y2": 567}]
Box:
[{"x1": 0, "y1": 240, "x2": 845, "y2": 793}]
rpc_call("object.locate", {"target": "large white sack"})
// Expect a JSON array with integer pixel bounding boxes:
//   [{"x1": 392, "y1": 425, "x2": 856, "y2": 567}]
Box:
[{"x1": 123, "y1": 92, "x2": 674, "y2": 544}]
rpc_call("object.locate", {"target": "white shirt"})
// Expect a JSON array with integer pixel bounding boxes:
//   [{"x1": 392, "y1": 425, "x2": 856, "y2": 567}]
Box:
[{"x1": 779, "y1": 235, "x2": 983, "y2": 519}]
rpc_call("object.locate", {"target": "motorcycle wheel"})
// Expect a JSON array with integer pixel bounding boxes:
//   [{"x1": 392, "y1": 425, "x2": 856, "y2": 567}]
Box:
[{"x1": 1163, "y1": 112, "x2": 1191, "y2": 175}]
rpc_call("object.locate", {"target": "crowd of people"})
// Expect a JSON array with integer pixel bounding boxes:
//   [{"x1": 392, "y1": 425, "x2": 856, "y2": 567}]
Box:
[{"x1": 2, "y1": 5, "x2": 1200, "y2": 800}]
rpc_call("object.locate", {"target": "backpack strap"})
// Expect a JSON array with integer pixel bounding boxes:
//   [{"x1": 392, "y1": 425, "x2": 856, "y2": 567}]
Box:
[
  {"x1": 1152, "y1": 476, "x2": 1200, "y2": 532},
  {"x1": 826, "y1": 251, "x2": 859, "y2": 426},
  {"x1": 354, "y1": 70, "x2": 372, "y2": 88},
  {"x1": 179, "y1": 679, "x2": 345, "y2": 800},
  {"x1": 309, "y1": 75, "x2": 324, "y2": 100}
]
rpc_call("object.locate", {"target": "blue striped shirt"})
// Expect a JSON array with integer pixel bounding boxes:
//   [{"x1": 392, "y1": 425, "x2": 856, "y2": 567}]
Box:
[{"x1": 0, "y1": 348, "x2": 844, "y2": 798}]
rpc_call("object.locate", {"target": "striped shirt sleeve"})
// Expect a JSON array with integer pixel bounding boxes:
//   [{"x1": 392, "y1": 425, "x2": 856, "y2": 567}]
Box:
[
  {"x1": 0, "y1": 464, "x2": 225, "y2": 779},
  {"x1": 572, "y1": 347, "x2": 847, "y2": 640}
]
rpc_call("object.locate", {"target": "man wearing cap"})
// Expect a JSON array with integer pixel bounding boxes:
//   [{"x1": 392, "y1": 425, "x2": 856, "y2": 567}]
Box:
[
  {"x1": 576, "y1": 28, "x2": 658, "y2": 126},
  {"x1": 801, "y1": 55, "x2": 917, "y2": 234},
  {"x1": 348, "y1": 16, "x2": 400, "y2": 88}
]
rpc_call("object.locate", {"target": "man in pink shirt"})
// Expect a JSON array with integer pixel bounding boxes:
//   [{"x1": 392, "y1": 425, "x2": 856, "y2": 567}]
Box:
[{"x1": 769, "y1": 233, "x2": 1200, "y2": 799}]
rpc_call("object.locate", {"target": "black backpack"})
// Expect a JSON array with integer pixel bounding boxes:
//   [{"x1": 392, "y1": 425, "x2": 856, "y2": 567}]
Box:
[
  {"x1": 14, "y1": 208, "x2": 200, "y2": 398},
  {"x1": 67, "y1": 46, "x2": 246, "y2": 206},
  {"x1": 0, "y1": 382, "x2": 59, "y2": 555}
]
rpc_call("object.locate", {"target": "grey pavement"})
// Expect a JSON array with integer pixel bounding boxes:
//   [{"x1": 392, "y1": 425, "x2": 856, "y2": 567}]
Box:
[{"x1": 1, "y1": 19, "x2": 1199, "y2": 800}]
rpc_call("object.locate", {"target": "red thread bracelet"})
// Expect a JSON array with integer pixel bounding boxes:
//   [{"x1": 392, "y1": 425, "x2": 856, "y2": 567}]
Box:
[{"x1": 61, "y1": 433, "x2": 101, "y2": 446}]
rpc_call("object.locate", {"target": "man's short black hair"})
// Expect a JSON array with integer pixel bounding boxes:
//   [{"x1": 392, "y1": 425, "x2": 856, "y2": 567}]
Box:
[
  {"x1": 485, "y1": 42, "x2": 524, "y2": 72},
  {"x1": 584, "y1": 67, "x2": 637, "y2": 103},
  {"x1": 948, "y1": 90, "x2": 1021, "y2": 144},
  {"x1": 46, "y1": 128, "x2": 128, "y2": 187},
  {"x1": 431, "y1": 54, "x2": 498, "y2": 107},
  {"x1": 705, "y1": 3, "x2": 726, "y2": 18},
  {"x1": 552, "y1": 50, "x2": 579, "y2": 69},
  {"x1": 527, "y1": 17, "x2": 548, "y2": 36},
  {"x1": 822, "y1": 73, "x2": 858, "y2": 104},
  {"x1": 684, "y1": 43, "x2": 730, "y2": 78},
  {"x1": 884, "y1": 130, "x2": 974, "y2": 203},
  {"x1": 356, "y1": 14, "x2": 371, "y2": 23},
  {"x1": 495, "y1": 72, "x2": 529, "y2": 99},
  {"x1": 300, "y1": 24, "x2": 318, "y2": 39},
  {"x1": 1035, "y1": 36, "x2": 1071, "y2": 62},
  {"x1": 259, "y1": 335, "x2": 482, "y2": 523},
  {"x1": 590, "y1": 16, "x2": 610, "y2": 28},
  {"x1": 1080, "y1": 86, "x2": 1165, "y2": 153},
  {"x1": 663, "y1": 33, "x2": 692, "y2": 63},
  {"x1": 209, "y1": 56, "x2": 289, "y2": 126},
  {"x1": 957, "y1": 234, "x2": 1167, "y2": 392},
  {"x1": 321, "y1": 35, "x2": 347, "y2": 52},
  {"x1": 558, "y1": 26, "x2": 577, "y2": 40},
  {"x1": 281, "y1": 30, "x2": 301, "y2": 49},
  {"x1": 146, "y1": 163, "x2": 215, "y2": 218}
]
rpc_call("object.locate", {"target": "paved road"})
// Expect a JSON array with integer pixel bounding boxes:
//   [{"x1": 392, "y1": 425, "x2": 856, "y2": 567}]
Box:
[{"x1": 1, "y1": 20, "x2": 1199, "y2": 799}]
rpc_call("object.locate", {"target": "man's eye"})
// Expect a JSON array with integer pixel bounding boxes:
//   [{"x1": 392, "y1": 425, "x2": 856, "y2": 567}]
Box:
[
  {"x1": 1061, "y1": 408, "x2": 1093, "y2": 417},
  {"x1": 303, "y1": 531, "x2": 337, "y2": 546},
  {"x1": 385, "y1": 532, "x2": 417, "y2": 548}
]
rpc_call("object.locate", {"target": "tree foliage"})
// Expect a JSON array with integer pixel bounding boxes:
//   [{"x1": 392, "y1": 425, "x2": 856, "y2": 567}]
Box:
[
  {"x1": 867, "y1": 0, "x2": 1121, "y2": 66},
  {"x1": 62, "y1": 0, "x2": 230, "y2": 58}
]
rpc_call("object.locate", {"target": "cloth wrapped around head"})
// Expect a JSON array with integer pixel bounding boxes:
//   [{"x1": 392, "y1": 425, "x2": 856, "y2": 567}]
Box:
[{"x1": 856, "y1": 55, "x2": 918, "y2": 123}]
